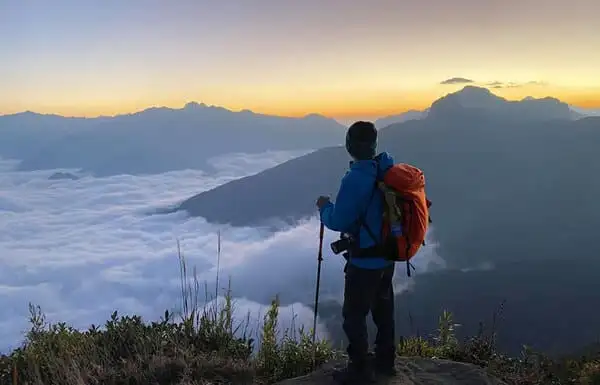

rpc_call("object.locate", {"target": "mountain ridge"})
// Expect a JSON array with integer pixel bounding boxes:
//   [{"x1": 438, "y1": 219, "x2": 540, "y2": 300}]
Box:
[
  {"x1": 374, "y1": 85, "x2": 590, "y2": 128},
  {"x1": 1, "y1": 102, "x2": 339, "y2": 123},
  {"x1": 0, "y1": 101, "x2": 346, "y2": 176},
  {"x1": 177, "y1": 86, "x2": 596, "y2": 230},
  {"x1": 428, "y1": 85, "x2": 577, "y2": 120},
  {"x1": 4, "y1": 85, "x2": 591, "y2": 123},
  {"x1": 172, "y1": 89, "x2": 600, "y2": 357}
]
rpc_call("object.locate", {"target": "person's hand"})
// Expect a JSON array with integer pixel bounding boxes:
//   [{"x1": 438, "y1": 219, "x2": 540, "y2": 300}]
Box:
[{"x1": 316, "y1": 195, "x2": 330, "y2": 209}]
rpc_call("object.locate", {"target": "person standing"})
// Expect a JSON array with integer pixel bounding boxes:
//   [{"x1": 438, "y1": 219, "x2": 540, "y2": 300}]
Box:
[{"x1": 316, "y1": 121, "x2": 397, "y2": 384}]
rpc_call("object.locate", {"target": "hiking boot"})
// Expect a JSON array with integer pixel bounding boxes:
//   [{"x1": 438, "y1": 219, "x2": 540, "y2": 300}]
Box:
[
  {"x1": 373, "y1": 361, "x2": 397, "y2": 377},
  {"x1": 367, "y1": 352, "x2": 397, "y2": 377},
  {"x1": 332, "y1": 361, "x2": 375, "y2": 384}
]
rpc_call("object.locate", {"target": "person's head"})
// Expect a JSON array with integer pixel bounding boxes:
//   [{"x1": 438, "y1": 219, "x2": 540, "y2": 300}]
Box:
[{"x1": 345, "y1": 121, "x2": 377, "y2": 160}]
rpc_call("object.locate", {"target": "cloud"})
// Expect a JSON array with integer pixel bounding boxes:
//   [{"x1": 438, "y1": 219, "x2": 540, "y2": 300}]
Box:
[
  {"x1": 206, "y1": 149, "x2": 312, "y2": 178},
  {"x1": 487, "y1": 81, "x2": 504, "y2": 89},
  {"x1": 440, "y1": 77, "x2": 474, "y2": 85},
  {"x1": 526, "y1": 80, "x2": 549, "y2": 86},
  {"x1": 488, "y1": 81, "x2": 521, "y2": 89},
  {"x1": 437, "y1": 79, "x2": 550, "y2": 89},
  {"x1": 0, "y1": 152, "x2": 445, "y2": 353},
  {"x1": 202, "y1": 297, "x2": 331, "y2": 348},
  {"x1": 485, "y1": 80, "x2": 549, "y2": 89}
]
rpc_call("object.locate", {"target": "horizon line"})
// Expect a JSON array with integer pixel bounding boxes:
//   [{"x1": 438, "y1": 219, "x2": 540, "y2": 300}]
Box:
[{"x1": 2, "y1": 86, "x2": 599, "y2": 121}]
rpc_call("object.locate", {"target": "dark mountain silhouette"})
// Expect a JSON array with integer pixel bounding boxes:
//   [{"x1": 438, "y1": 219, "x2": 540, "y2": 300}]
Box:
[
  {"x1": 178, "y1": 145, "x2": 350, "y2": 226},
  {"x1": 428, "y1": 85, "x2": 577, "y2": 120},
  {"x1": 318, "y1": 259, "x2": 600, "y2": 357},
  {"x1": 181, "y1": 110, "x2": 600, "y2": 266},
  {"x1": 175, "y1": 86, "x2": 600, "y2": 356},
  {"x1": 0, "y1": 104, "x2": 346, "y2": 176},
  {"x1": 179, "y1": 87, "x2": 598, "y2": 267},
  {"x1": 374, "y1": 109, "x2": 428, "y2": 128},
  {"x1": 373, "y1": 86, "x2": 580, "y2": 129}
]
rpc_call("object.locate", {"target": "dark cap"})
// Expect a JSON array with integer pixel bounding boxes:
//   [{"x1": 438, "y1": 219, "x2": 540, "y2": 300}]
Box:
[{"x1": 345, "y1": 121, "x2": 377, "y2": 160}]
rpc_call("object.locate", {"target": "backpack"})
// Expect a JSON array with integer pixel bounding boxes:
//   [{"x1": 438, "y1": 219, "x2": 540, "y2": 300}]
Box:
[{"x1": 362, "y1": 161, "x2": 432, "y2": 277}]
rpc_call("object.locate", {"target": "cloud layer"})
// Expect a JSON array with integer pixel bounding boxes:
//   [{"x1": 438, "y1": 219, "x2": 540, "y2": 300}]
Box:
[
  {"x1": 0, "y1": 151, "x2": 444, "y2": 352},
  {"x1": 440, "y1": 77, "x2": 549, "y2": 89},
  {"x1": 440, "y1": 77, "x2": 474, "y2": 85},
  {"x1": 485, "y1": 80, "x2": 549, "y2": 89}
]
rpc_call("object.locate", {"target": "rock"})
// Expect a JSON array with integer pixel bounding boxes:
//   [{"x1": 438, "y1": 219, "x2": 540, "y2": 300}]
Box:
[{"x1": 275, "y1": 357, "x2": 506, "y2": 385}]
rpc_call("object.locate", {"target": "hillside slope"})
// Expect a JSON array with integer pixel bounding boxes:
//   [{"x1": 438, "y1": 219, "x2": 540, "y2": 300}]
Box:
[
  {"x1": 173, "y1": 87, "x2": 600, "y2": 358},
  {"x1": 177, "y1": 105, "x2": 600, "y2": 269}
]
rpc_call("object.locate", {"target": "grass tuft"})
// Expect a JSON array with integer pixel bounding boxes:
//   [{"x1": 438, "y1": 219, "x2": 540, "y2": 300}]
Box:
[{"x1": 0, "y1": 242, "x2": 597, "y2": 384}]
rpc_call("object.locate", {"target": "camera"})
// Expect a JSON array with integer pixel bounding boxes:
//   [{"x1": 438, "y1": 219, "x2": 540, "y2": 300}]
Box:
[{"x1": 330, "y1": 233, "x2": 354, "y2": 255}]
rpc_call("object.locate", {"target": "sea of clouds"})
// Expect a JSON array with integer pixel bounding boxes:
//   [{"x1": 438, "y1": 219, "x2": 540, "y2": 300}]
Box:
[{"x1": 0, "y1": 150, "x2": 445, "y2": 353}]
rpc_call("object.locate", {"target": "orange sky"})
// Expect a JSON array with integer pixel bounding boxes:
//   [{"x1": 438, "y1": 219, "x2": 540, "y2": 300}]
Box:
[{"x1": 2, "y1": 0, "x2": 599, "y2": 119}]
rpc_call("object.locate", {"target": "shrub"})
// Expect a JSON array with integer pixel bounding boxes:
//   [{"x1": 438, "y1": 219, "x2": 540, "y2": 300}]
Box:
[
  {"x1": 0, "y1": 241, "x2": 598, "y2": 385},
  {"x1": 0, "y1": 242, "x2": 335, "y2": 385},
  {"x1": 395, "y1": 303, "x2": 600, "y2": 385}
]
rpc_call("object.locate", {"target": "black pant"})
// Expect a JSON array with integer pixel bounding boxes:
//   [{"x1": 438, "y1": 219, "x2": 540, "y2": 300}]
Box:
[{"x1": 342, "y1": 263, "x2": 395, "y2": 367}]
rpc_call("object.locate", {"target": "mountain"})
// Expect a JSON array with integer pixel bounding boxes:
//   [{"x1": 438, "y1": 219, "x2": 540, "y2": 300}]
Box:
[
  {"x1": 178, "y1": 145, "x2": 350, "y2": 226},
  {"x1": 318, "y1": 259, "x2": 600, "y2": 357},
  {"x1": 571, "y1": 106, "x2": 600, "y2": 117},
  {"x1": 178, "y1": 87, "x2": 597, "y2": 258},
  {"x1": 374, "y1": 109, "x2": 428, "y2": 128},
  {"x1": 176, "y1": 86, "x2": 600, "y2": 356},
  {"x1": 428, "y1": 86, "x2": 577, "y2": 120},
  {"x1": 374, "y1": 87, "x2": 578, "y2": 129},
  {"x1": 0, "y1": 104, "x2": 346, "y2": 176},
  {"x1": 0, "y1": 111, "x2": 92, "y2": 161},
  {"x1": 180, "y1": 112, "x2": 600, "y2": 268}
]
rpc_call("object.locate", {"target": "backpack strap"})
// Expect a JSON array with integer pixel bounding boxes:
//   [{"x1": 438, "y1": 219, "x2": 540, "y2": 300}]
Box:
[
  {"x1": 357, "y1": 181, "x2": 380, "y2": 245},
  {"x1": 358, "y1": 156, "x2": 383, "y2": 244}
]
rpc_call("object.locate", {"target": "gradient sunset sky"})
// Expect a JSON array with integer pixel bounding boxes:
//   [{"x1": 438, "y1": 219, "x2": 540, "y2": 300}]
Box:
[{"x1": 2, "y1": 0, "x2": 599, "y2": 120}]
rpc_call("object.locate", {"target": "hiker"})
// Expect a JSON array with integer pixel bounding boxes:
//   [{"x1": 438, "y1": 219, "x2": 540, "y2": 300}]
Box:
[{"x1": 316, "y1": 121, "x2": 397, "y2": 383}]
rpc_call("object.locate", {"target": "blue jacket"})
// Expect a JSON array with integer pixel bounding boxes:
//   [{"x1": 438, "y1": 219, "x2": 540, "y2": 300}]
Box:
[{"x1": 319, "y1": 152, "x2": 396, "y2": 269}]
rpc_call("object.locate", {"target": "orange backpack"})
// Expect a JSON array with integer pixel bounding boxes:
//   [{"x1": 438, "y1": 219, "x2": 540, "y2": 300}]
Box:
[{"x1": 370, "y1": 162, "x2": 432, "y2": 276}]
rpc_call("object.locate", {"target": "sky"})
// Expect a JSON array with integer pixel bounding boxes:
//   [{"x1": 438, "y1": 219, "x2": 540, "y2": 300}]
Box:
[{"x1": 1, "y1": 0, "x2": 599, "y2": 120}]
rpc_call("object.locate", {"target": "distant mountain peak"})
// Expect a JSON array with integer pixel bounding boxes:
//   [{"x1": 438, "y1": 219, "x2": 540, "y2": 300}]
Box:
[
  {"x1": 302, "y1": 113, "x2": 330, "y2": 120},
  {"x1": 11, "y1": 110, "x2": 47, "y2": 118},
  {"x1": 2, "y1": 110, "x2": 69, "y2": 120},
  {"x1": 136, "y1": 106, "x2": 174, "y2": 115},
  {"x1": 521, "y1": 95, "x2": 562, "y2": 104},
  {"x1": 428, "y1": 86, "x2": 505, "y2": 117},
  {"x1": 450, "y1": 85, "x2": 504, "y2": 102},
  {"x1": 183, "y1": 101, "x2": 207, "y2": 110},
  {"x1": 460, "y1": 85, "x2": 494, "y2": 94},
  {"x1": 375, "y1": 109, "x2": 428, "y2": 128},
  {"x1": 427, "y1": 86, "x2": 573, "y2": 121}
]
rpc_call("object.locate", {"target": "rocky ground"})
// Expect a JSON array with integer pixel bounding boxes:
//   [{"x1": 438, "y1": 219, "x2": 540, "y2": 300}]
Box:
[{"x1": 275, "y1": 357, "x2": 506, "y2": 385}]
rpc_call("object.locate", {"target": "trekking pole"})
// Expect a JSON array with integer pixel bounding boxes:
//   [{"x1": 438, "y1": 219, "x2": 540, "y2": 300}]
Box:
[{"x1": 311, "y1": 221, "x2": 325, "y2": 367}]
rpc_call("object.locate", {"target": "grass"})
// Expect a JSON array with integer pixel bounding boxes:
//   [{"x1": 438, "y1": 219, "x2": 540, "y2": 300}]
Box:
[
  {"x1": 0, "y1": 241, "x2": 337, "y2": 385},
  {"x1": 0, "y1": 242, "x2": 598, "y2": 385},
  {"x1": 397, "y1": 306, "x2": 600, "y2": 385}
]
